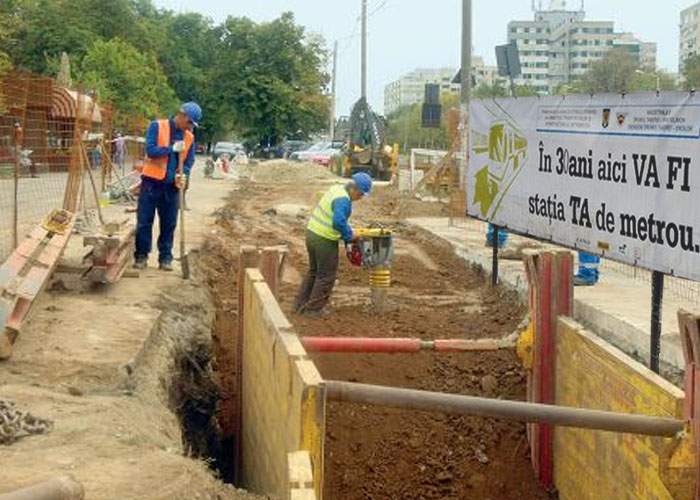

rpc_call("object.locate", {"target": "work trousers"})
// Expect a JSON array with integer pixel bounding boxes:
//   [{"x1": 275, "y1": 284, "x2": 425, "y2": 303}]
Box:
[
  {"x1": 135, "y1": 176, "x2": 179, "y2": 264},
  {"x1": 294, "y1": 230, "x2": 340, "y2": 313}
]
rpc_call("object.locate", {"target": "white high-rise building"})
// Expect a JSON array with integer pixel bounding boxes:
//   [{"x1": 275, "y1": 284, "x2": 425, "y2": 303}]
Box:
[
  {"x1": 383, "y1": 58, "x2": 501, "y2": 115},
  {"x1": 508, "y1": 1, "x2": 656, "y2": 93},
  {"x1": 680, "y1": 2, "x2": 700, "y2": 72},
  {"x1": 384, "y1": 68, "x2": 458, "y2": 116}
]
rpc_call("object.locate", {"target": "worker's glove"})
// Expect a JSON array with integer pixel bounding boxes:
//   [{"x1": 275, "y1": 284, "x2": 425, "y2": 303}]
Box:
[
  {"x1": 175, "y1": 173, "x2": 187, "y2": 190},
  {"x1": 172, "y1": 140, "x2": 185, "y2": 153}
]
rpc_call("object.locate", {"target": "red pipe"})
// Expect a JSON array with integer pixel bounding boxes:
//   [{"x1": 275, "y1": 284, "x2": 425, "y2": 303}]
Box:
[
  {"x1": 300, "y1": 337, "x2": 504, "y2": 353},
  {"x1": 301, "y1": 337, "x2": 422, "y2": 353}
]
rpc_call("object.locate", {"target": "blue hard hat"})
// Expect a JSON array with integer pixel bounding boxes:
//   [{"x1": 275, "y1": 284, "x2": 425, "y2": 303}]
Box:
[
  {"x1": 180, "y1": 101, "x2": 202, "y2": 128},
  {"x1": 352, "y1": 172, "x2": 373, "y2": 196}
]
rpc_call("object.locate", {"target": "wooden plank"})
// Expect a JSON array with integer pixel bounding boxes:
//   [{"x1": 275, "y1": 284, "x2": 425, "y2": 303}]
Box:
[{"x1": 554, "y1": 317, "x2": 692, "y2": 500}]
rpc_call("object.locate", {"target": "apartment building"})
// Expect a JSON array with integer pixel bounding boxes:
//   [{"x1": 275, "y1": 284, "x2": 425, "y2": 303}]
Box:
[{"x1": 508, "y1": 1, "x2": 656, "y2": 92}]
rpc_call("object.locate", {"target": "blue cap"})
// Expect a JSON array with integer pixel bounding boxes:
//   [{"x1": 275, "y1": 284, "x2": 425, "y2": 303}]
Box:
[
  {"x1": 180, "y1": 101, "x2": 202, "y2": 128},
  {"x1": 352, "y1": 172, "x2": 373, "y2": 196}
]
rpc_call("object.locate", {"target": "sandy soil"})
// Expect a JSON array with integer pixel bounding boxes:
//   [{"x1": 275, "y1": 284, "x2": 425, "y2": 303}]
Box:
[
  {"x1": 0, "y1": 163, "x2": 260, "y2": 499},
  {"x1": 199, "y1": 165, "x2": 550, "y2": 500}
]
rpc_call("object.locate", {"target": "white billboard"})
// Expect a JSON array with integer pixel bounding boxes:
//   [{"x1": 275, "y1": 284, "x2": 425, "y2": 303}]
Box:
[{"x1": 468, "y1": 93, "x2": 700, "y2": 281}]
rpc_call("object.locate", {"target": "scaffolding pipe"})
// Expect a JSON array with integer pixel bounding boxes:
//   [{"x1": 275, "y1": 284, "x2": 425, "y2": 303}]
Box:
[
  {"x1": 325, "y1": 381, "x2": 685, "y2": 437},
  {"x1": 301, "y1": 337, "x2": 504, "y2": 353}
]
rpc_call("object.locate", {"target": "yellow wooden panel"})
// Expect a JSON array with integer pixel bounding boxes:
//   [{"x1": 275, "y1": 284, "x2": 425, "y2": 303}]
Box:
[
  {"x1": 554, "y1": 318, "x2": 693, "y2": 500},
  {"x1": 240, "y1": 269, "x2": 322, "y2": 500}
]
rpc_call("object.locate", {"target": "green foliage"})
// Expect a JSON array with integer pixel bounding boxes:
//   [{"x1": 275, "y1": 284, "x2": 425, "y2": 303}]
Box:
[
  {"x1": 207, "y1": 12, "x2": 329, "y2": 146},
  {"x1": 80, "y1": 39, "x2": 178, "y2": 126},
  {"x1": 573, "y1": 49, "x2": 638, "y2": 93},
  {"x1": 0, "y1": 2, "x2": 329, "y2": 144},
  {"x1": 473, "y1": 82, "x2": 508, "y2": 98},
  {"x1": 682, "y1": 54, "x2": 700, "y2": 90},
  {"x1": 386, "y1": 92, "x2": 459, "y2": 151},
  {"x1": 473, "y1": 82, "x2": 537, "y2": 98}
]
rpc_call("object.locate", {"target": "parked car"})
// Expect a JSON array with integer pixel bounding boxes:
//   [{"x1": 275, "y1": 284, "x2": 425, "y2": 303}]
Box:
[
  {"x1": 290, "y1": 142, "x2": 330, "y2": 162},
  {"x1": 276, "y1": 140, "x2": 309, "y2": 159},
  {"x1": 195, "y1": 143, "x2": 206, "y2": 154},
  {"x1": 212, "y1": 141, "x2": 244, "y2": 160},
  {"x1": 311, "y1": 143, "x2": 344, "y2": 167}
]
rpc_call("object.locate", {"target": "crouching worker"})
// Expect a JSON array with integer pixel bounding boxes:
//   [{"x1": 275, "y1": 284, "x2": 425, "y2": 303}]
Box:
[
  {"x1": 134, "y1": 102, "x2": 202, "y2": 271},
  {"x1": 294, "y1": 173, "x2": 373, "y2": 316}
]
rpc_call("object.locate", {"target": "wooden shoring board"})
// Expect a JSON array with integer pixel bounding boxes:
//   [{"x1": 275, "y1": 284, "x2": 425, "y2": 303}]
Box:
[{"x1": 0, "y1": 212, "x2": 75, "y2": 359}]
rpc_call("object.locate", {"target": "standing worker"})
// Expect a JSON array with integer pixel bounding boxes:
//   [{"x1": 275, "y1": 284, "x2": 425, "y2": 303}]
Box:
[
  {"x1": 133, "y1": 102, "x2": 202, "y2": 271},
  {"x1": 294, "y1": 173, "x2": 373, "y2": 316}
]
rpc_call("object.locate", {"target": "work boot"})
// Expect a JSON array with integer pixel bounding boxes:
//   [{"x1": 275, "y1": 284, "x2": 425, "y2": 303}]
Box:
[
  {"x1": 133, "y1": 258, "x2": 147, "y2": 270},
  {"x1": 159, "y1": 261, "x2": 174, "y2": 272},
  {"x1": 303, "y1": 309, "x2": 330, "y2": 318}
]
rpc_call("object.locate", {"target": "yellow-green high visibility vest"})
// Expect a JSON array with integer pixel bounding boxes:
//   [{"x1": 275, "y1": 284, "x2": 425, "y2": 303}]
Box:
[{"x1": 307, "y1": 184, "x2": 349, "y2": 241}]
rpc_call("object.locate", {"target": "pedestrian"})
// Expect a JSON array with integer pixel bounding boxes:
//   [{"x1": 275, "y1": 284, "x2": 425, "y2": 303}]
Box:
[
  {"x1": 294, "y1": 172, "x2": 373, "y2": 316},
  {"x1": 113, "y1": 133, "x2": 126, "y2": 175},
  {"x1": 574, "y1": 251, "x2": 600, "y2": 286},
  {"x1": 133, "y1": 102, "x2": 202, "y2": 271},
  {"x1": 91, "y1": 143, "x2": 102, "y2": 170}
]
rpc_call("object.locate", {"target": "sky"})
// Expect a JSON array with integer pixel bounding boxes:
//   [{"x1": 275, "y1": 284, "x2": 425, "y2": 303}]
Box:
[{"x1": 153, "y1": 0, "x2": 700, "y2": 115}]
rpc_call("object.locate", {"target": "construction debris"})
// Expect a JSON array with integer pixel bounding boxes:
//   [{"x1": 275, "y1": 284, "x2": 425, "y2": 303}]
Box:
[
  {"x1": 0, "y1": 210, "x2": 75, "y2": 359},
  {"x1": 0, "y1": 399, "x2": 53, "y2": 445},
  {"x1": 82, "y1": 220, "x2": 136, "y2": 284}
]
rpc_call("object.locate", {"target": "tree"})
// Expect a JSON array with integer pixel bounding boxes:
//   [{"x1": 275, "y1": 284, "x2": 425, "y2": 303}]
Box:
[
  {"x1": 474, "y1": 82, "x2": 508, "y2": 98},
  {"x1": 80, "y1": 39, "x2": 178, "y2": 126},
  {"x1": 207, "y1": 12, "x2": 329, "y2": 146},
  {"x1": 573, "y1": 49, "x2": 639, "y2": 94},
  {"x1": 682, "y1": 54, "x2": 700, "y2": 90},
  {"x1": 1, "y1": 0, "x2": 98, "y2": 74},
  {"x1": 386, "y1": 92, "x2": 460, "y2": 151}
]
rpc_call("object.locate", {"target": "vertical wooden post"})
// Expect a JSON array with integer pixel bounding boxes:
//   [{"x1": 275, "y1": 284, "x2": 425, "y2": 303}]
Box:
[
  {"x1": 524, "y1": 250, "x2": 573, "y2": 490},
  {"x1": 12, "y1": 128, "x2": 22, "y2": 250},
  {"x1": 259, "y1": 247, "x2": 286, "y2": 300},
  {"x1": 677, "y1": 310, "x2": 700, "y2": 500},
  {"x1": 234, "y1": 246, "x2": 258, "y2": 484}
]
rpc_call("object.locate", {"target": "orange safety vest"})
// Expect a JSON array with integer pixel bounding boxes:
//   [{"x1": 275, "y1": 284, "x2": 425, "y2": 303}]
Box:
[{"x1": 142, "y1": 119, "x2": 194, "y2": 181}]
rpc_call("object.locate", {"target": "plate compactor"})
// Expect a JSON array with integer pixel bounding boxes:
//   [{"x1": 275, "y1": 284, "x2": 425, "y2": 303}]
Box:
[{"x1": 346, "y1": 227, "x2": 394, "y2": 312}]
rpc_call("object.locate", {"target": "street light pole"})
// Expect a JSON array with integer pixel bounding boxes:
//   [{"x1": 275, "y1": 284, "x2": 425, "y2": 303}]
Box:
[
  {"x1": 461, "y1": 0, "x2": 472, "y2": 105},
  {"x1": 361, "y1": 0, "x2": 368, "y2": 100},
  {"x1": 330, "y1": 40, "x2": 338, "y2": 140}
]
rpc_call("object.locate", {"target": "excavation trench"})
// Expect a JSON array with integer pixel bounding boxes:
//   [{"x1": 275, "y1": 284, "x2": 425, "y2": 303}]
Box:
[
  {"x1": 192, "y1": 179, "x2": 552, "y2": 499},
  {"x1": 125, "y1": 257, "x2": 237, "y2": 486}
]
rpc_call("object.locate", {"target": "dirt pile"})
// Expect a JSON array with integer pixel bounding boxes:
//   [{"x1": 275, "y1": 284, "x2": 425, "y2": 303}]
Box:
[{"x1": 246, "y1": 159, "x2": 338, "y2": 183}]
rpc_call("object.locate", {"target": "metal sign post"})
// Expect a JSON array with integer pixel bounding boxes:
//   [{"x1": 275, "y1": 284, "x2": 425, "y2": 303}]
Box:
[{"x1": 650, "y1": 271, "x2": 665, "y2": 374}]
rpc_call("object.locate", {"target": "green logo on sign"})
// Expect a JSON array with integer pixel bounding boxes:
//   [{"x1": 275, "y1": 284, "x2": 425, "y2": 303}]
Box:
[{"x1": 472, "y1": 121, "x2": 528, "y2": 218}]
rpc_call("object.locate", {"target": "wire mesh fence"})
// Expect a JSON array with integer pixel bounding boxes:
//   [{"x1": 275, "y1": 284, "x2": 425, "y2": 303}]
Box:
[{"x1": 0, "y1": 70, "x2": 145, "y2": 263}]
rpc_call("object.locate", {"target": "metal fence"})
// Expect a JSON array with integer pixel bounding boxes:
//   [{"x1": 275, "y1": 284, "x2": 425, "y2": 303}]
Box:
[{"x1": 0, "y1": 70, "x2": 145, "y2": 263}]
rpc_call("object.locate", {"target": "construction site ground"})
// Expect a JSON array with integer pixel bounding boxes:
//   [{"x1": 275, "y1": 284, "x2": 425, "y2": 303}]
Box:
[
  {"x1": 201, "y1": 161, "x2": 550, "y2": 499},
  {"x1": 406, "y1": 216, "x2": 698, "y2": 383},
  {"x1": 1, "y1": 160, "x2": 259, "y2": 500}
]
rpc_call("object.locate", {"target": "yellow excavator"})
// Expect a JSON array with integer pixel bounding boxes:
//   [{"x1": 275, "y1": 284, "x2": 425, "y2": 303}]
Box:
[{"x1": 337, "y1": 97, "x2": 399, "y2": 181}]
